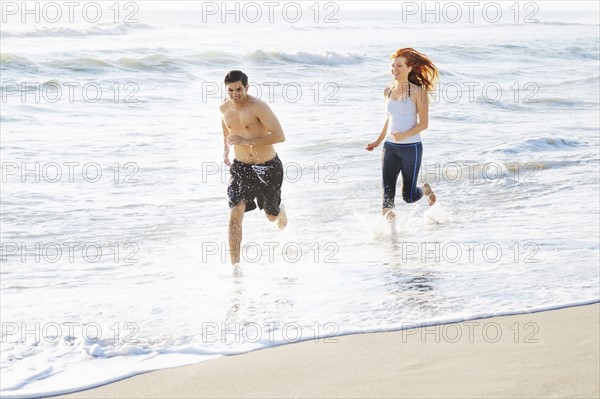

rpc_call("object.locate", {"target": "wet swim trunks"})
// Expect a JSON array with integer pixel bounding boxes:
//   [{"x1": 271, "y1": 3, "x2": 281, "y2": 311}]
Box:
[{"x1": 227, "y1": 155, "x2": 283, "y2": 215}]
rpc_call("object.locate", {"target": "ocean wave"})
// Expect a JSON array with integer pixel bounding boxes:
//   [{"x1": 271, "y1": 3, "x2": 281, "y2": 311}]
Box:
[
  {"x1": 558, "y1": 44, "x2": 600, "y2": 60},
  {"x1": 436, "y1": 40, "x2": 598, "y2": 63},
  {"x1": 447, "y1": 20, "x2": 598, "y2": 28},
  {"x1": 537, "y1": 21, "x2": 598, "y2": 27},
  {"x1": 477, "y1": 95, "x2": 592, "y2": 111},
  {"x1": 534, "y1": 98, "x2": 585, "y2": 106},
  {"x1": 431, "y1": 157, "x2": 592, "y2": 186},
  {"x1": 434, "y1": 43, "x2": 507, "y2": 59},
  {"x1": 558, "y1": 75, "x2": 600, "y2": 87},
  {"x1": 116, "y1": 54, "x2": 182, "y2": 71},
  {"x1": 247, "y1": 50, "x2": 367, "y2": 65},
  {"x1": 1, "y1": 49, "x2": 369, "y2": 74},
  {"x1": 494, "y1": 137, "x2": 587, "y2": 155},
  {"x1": 187, "y1": 50, "x2": 238, "y2": 66},
  {"x1": 2, "y1": 52, "x2": 185, "y2": 73},
  {"x1": 1, "y1": 22, "x2": 151, "y2": 38},
  {"x1": 42, "y1": 57, "x2": 113, "y2": 73},
  {"x1": 0, "y1": 53, "x2": 41, "y2": 73},
  {"x1": 186, "y1": 49, "x2": 370, "y2": 67}
]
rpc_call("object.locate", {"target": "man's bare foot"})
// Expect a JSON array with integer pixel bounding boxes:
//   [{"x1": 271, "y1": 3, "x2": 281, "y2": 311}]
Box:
[
  {"x1": 275, "y1": 206, "x2": 287, "y2": 230},
  {"x1": 423, "y1": 183, "x2": 436, "y2": 206}
]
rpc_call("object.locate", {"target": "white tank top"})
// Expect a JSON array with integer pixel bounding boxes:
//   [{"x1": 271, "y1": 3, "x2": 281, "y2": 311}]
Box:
[{"x1": 386, "y1": 85, "x2": 421, "y2": 144}]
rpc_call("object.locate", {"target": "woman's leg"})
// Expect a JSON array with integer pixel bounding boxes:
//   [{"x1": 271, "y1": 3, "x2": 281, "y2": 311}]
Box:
[
  {"x1": 382, "y1": 143, "x2": 402, "y2": 218},
  {"x1": 400, "y1": 143, "x2": 424, "y2": 203},
  {"x1": 400, "y1": 143, "x2": 436, "y2": 205}
]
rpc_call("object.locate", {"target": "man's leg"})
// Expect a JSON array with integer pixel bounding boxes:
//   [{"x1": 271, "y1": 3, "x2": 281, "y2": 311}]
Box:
[
  {"x1": 229, "y1": 201, "x2": 246, "y2": 265},
  {"x1": 266, "y1": 206, "x2": 287, "y2": 230},
  {"x1": 260, "y1": 156, "x2": 286, "y2": 229}
]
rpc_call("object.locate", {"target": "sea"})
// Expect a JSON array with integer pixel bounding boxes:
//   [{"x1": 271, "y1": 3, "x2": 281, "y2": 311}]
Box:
[{"x1": 1, "y1": 1, "x2": 599, "y2": 397}]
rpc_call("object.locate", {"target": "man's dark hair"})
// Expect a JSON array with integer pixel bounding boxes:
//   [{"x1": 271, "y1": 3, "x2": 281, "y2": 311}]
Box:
[{"x1": 224, "y1": 70, "x2": 248, "y2": 86}]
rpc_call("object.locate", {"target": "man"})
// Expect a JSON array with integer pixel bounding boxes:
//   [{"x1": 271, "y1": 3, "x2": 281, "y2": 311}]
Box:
[{"x1": 220, "y1": 70, "x2": 287, "y2": 266}]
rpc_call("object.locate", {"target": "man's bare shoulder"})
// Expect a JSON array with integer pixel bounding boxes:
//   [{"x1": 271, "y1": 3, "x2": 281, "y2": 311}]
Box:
[
  {"x1": 219, "y1": 99, "x2": 231, "y2": 113},
  {"x1": 252, "y1": 97, "x2": 271, "y2": 112},
  {"x1": 248, "y1": 97, "x2": 273, "y2": 115}
]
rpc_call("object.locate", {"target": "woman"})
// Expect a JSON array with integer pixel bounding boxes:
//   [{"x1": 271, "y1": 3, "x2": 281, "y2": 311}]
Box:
[{"x1": 366, "y1": 48, "x2": 438, "y2": 220}]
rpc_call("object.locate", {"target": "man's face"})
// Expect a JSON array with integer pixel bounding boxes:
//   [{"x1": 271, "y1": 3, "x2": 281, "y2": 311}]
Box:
[{"x1": 226, "y1": 81, "x2": 248, "y2": 103}]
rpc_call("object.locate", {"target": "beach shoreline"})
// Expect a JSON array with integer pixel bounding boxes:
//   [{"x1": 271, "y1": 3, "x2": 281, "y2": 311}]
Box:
[{"x1": 55, "y1": 303, "x2": 600, "y2": 399}]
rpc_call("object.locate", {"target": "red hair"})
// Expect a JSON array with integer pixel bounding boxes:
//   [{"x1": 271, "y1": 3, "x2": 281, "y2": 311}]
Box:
[{"x1": 391, "y1": 48, "x2": 438, "y2": 92}]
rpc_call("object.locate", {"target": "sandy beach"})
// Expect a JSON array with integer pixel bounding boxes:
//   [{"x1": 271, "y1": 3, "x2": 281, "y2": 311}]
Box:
[{"x1": 56, "y1": 303, "x2": 599, "y2": 399}]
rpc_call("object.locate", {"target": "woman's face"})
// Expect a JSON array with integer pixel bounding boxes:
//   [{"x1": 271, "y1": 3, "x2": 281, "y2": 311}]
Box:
[{"x1": 391, "y1": 57, "x2": 411, "y2": 80}]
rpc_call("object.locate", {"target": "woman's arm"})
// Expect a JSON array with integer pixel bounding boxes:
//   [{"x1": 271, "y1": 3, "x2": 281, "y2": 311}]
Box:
[
  {"x1": 366, "y1": 118, "x2": 389, "y2": 151},
  {"x1": 366, "y1": 87, "x2": 391, "y2": 151}
]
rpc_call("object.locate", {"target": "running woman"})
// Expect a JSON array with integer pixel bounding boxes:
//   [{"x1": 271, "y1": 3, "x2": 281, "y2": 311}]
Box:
[{"x1": 366, "y1": 48, "x2": 439, "y2": 220}]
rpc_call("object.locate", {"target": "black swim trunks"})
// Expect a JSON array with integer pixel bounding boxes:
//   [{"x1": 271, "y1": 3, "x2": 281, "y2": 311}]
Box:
[{"x1": 227, "y1": 155, "x2": 283, "y2": 215}]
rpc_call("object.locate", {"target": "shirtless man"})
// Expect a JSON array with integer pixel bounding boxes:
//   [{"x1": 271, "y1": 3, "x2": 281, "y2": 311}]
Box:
[{"x1": 220, "y1": 70, "x2": 288, "y2": 266}]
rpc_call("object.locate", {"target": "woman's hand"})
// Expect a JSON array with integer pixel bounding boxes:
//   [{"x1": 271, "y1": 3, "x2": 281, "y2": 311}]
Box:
[
  {"x1": 392, "y1": 131, "x2": 407, "y2": 142},
  {"x1": 366, "y1": 142, "x2": 379, "y2": 151}
]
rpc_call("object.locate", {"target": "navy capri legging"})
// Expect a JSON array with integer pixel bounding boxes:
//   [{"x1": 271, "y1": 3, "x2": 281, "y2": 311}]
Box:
[{"x1": 382, "y1": 141, "x2": 424, "y2": 208}]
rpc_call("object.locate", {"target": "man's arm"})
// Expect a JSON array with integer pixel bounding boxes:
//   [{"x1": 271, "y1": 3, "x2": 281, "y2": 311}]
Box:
[
  {"x1": 230, "y1": 102, "x2": 285, "y2": 147},
  {"x1": 221, "y1": 117, "x2": 231, "y2": 166}
]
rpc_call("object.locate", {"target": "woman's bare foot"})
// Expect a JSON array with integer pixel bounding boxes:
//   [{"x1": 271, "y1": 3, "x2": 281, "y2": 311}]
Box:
[
  {"x1": 423, "y1": 183, "x2": 436, "y2": 206},
  {"x1": 382, "y1": 208, "x2": 396, "y2": 221}
]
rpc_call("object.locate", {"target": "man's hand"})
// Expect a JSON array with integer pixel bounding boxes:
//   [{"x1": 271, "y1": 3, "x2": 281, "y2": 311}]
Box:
[
  {"x1": 223, "y1": 145, "x2": 231, "y2": 166},
  {"x1": 365, "y1": 142, "x2": 379, "y2": 151},
  {"x1": 227, "y1": 134, "x2": 248, "y2": 146}
]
